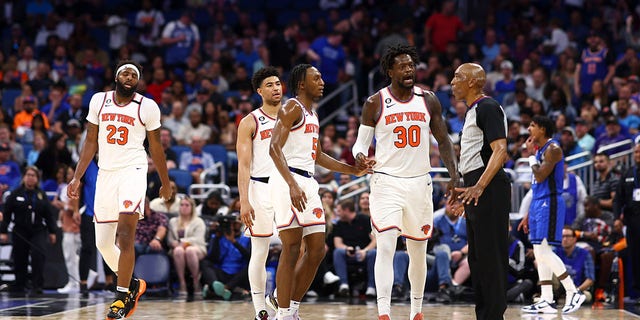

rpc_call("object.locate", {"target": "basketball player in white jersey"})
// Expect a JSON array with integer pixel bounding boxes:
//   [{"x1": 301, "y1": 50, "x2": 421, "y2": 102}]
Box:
[
  {"x1": 67, "y1": 60, "x2": 172, "y2": 320},
  {"x1": 269, "y1": 64, "x2": 372, "y2": 320},
  {"x1": 353, "y1": 45, "x2": 460, "y2": 320},
  {"x1": 238, "y1": 66, "x2": 283, "y2": 320}
]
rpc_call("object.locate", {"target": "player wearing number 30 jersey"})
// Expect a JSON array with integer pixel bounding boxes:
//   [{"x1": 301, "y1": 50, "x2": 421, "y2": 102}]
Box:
[{"x1": 353, "y1": 45, "x2": 459, "y2": 320}]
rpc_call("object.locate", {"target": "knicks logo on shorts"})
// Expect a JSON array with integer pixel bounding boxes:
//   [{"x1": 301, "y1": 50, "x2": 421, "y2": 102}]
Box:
[
  {"x1": 421, "y1": 224, "x2": 432, "y2": 236},
  {"x1": 123, "y1": 200, "x2": 133, "y2": 208},
  {"x1": 312, "y1": 208, "x2": 323, "y2": 219}
]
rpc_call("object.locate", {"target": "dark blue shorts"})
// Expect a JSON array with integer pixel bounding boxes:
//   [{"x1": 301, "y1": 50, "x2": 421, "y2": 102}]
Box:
[{"x1": 529, "y1": 196, "x2": 565, "y2": 245}]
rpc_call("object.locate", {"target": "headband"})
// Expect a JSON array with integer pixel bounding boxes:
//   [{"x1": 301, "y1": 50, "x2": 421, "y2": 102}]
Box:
[{"x1": 115, "y1": 64, "x2": 140, "y2": 79}]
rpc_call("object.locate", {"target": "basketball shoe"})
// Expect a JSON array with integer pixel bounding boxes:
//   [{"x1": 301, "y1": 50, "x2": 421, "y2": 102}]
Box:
[
  {"x1": 521, "y1": 299, "x2": 557, "y2": 314},
  {"x1": 562, "y1": 291, "x2": 586, "y2": 314},
  {"x1": 255, "y1": 310, "x2": 269, "y2": 320}
]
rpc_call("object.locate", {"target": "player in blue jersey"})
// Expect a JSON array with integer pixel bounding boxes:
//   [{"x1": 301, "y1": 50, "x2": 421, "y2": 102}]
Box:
[{"x1": 518, "y1": 115, "x2": 586, "y2": 314}]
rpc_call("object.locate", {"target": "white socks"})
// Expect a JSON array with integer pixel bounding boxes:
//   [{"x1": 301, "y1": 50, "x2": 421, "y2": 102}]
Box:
[
  {"x1": 249, "y1": 237, "x2": 270, "y2": 313},
  {"x1": 407, "y1": 239, "x2": 427, "y2": 318},
  {"x1": 374, "y1": 230, "x2": 399, "y2": 316}
]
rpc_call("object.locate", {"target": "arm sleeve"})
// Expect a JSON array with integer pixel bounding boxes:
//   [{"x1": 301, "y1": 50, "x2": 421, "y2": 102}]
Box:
[{"x1": 352, "y1": 125, "x2": 375, "y2": 158}]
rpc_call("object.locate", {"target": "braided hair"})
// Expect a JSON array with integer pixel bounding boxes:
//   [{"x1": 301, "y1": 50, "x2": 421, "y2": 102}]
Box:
[{"x1": 287, "y1": 64, "x2": 313, "y2": 97}]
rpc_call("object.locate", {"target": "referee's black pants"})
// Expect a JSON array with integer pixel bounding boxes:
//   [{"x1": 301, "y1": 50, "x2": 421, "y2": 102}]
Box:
[
  {"x1": 463, "y1": 168, "x2": 510, "y2": 320},
  {"x1": 79, "y1": 214, "x2": 96, "y2": 281}
]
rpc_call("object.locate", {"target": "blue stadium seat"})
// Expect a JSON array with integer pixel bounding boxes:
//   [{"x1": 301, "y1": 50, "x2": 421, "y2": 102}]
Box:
[
  {"x1": 264, "y1": 0, "x2": 290, "y2": 10},
  {"x1": 203, "y1": 144, "x2": 227, "y2": 166},
  {"x1": 134, "y1": 253, "x2": 171, "y2": 295},
  {"x1": 168, "y1": 169, "x2": 193, "y2": 192},
  {"x1": 170, "y1": 145, "x2": 191, "y2": 159},
  {"x1": 1, "y1": 89, "x2": 22, "y2": 113}
]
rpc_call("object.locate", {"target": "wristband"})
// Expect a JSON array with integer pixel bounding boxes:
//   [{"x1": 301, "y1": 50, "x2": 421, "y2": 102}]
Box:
[
  {"x1": 154, "y1": 237, "x2": 161, "y2": 242},
  {"x1": 528, "y1": 155, "x2": 539, "y2": 168}
]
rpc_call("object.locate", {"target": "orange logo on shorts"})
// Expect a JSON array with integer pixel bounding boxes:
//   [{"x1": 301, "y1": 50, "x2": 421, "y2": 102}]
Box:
[
  {"x1": 421, "y1": 224, "x2": 431, "y2": 236},
  {"x1": 123, "y1": 200, "x2": 133, "y2": 208},
  {"x1": 313, "y1": 208, "x2": 323, "y2": 219}
]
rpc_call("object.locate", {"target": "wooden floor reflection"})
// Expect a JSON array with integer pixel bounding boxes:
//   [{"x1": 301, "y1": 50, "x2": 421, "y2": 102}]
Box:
[{"x1": 2, "y1": 293, "x2": 639, "y2": 320}]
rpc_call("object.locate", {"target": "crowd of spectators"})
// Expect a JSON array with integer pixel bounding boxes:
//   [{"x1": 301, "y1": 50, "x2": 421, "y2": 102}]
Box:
[{"x1": 0, "y1": 0, "x2": 639, "y2": 305}]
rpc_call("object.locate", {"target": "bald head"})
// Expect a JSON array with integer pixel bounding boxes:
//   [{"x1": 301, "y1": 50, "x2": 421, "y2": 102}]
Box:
[
  {"x1": 459, "y1": 63, "x2": 486, "y2": 89},
  {"x1": 451, "y1": 63, "x2": 487, "y2": 102}
]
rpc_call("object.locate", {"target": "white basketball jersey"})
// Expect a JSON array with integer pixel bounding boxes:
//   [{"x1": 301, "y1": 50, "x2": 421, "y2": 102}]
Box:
[
  {"x1": 374, "y1": 87, "x2": 432, "y2": 177},
  {"x1": 282, "y1": 98, "x2": 319, "y2": 174},
  {"x1": 250, "y1": 108, "x2": 277, "y2": 177},
  {"x1": 87, "y1": 91, "x2": 161, "y2": 170}
]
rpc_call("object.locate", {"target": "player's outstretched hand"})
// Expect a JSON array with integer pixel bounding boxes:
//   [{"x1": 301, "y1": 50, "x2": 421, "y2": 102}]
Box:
[
  {"x1": 353, "y1": 153, "x2": 375, "y2": 176},
  {"x1": 449, "y1": 200, "x2": 465, "y2": 217},
  {"x1": 455, "y1": 184, "x2": 485, "y2": 207},
  {"x1": 67, "y1": 178, "x2": 81, "y2": 200}
]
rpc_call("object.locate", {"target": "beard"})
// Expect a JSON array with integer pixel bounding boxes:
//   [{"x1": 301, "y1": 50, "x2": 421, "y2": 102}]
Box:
[{"x1": 115, "y1": 80, "x2": 138, "y2": 97}]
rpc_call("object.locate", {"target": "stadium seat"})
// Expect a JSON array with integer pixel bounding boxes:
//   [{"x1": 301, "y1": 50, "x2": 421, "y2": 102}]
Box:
[
  {"x1": 1, "y1": 89, "x2": 22, "y2": 112},
  {"x1": 168, "y1": 169, "x2": 193, "y2": 192},
  {"x1": 202, "y1": 144, "x2": 227, "y2": 166},
  {"x1": 170, "y1": 145, "x2": 190, "y2": 159},
  {"x1": 134, "y1": 253, "x2": 171, "y2": 295}
]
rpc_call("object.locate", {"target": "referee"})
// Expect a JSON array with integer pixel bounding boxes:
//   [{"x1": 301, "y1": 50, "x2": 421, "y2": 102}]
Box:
[
  {"x1": 613, "y1": 143, "x2": 640, "y2": 298},
  {"x1": 451, "y1": 63, "x2": 510, "y2": 320}
]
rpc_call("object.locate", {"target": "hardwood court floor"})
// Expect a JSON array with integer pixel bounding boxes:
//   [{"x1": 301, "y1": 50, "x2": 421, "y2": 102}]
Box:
[{"x1": 1, "y1": 293, "x2": 639, "y2": 320}]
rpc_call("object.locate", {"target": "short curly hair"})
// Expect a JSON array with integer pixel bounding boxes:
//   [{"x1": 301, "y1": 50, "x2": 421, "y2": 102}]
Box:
[{"x1": 380, "y1": 44, "x2": 419, "y2": 79}]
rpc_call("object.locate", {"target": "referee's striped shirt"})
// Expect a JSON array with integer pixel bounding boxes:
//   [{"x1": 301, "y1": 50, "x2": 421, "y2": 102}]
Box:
[{"x1": 459, "y1": 96, "x2": 508, "y2": 175}]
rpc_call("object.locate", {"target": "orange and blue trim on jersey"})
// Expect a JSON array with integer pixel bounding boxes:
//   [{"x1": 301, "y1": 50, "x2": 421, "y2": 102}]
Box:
[{"x1": 371, "y1": 219, "x2": 430, "y2": 241}]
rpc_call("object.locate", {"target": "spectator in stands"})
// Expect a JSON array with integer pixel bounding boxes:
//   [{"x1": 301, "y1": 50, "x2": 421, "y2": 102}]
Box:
[
  {"x1": 448, "y1": 101, "x2": 467, "y2": 136},
  {"x1": 591, "y1": 152, "x2": 619, "y2": 211},
  {"x1": 493, "y1": 60, "x2": 516, "y2": 104},
  {"x1": 159, "y1": 127, "x2": 177, "y2": 169},
  {"x1": 217, "y1": 108, "x2": 237, "y2": 151},
  {"x1": 611, "y1": 92, "x2": 640, "y2": 136},
  {"x1": 65, "y1": 64, "x2": 95, "y2": 94},
  {"x1": 201, "y1": 213, "x2": 251, "y2": 300},
  {"x1": 50, "y1": 45, "x2": 73, "y2": 80},
  {"x1": 236, "y1": 38, "x2": 259, "y2": 76},
  {"x1": 432, "y1": 201, "x2": 470, "y2": 303},
  {"x1": 177, "y1": 108, "x2": 211, "y2": 145},
  {"x1": 35, "y1": 132, "x2": 73, "y2": 182},
  {"x1": 158, "y1": 87, "x2": 174, "y2": 117},
  {"x1": 27, "y1": 131, "x2": 47, "y2": 166},
  {"x1": 164, "y1": 100, "x2": 188, "y2": 141},
  {"x1": 333, "y1": 199, "x2": 377, "y2": 298},
  {"x1": 76, "y1": 48, "x2": 105, "y2": 90},
  {"x1": 149, "y1": 180, "x2": 180, "y2": 217},
  {"x1": 593, "y1": 117, "x2": 628, "y2": 156},
  {"x1": 13, "y1": 95, "x2": 50, "y2": 134},
  {"x1": 135, "y1": 197, "x2": 168, "y2": 257},
  {"x1": 196, "y1": 190, "x2": 229, "y2": 218},
  {"x1": 267, "y1": 21, "x2": 299, "y2": 76},
  {"x1": 547, "y1": 87, "x2": 577, "y2": 126},
  {"x1": 167, "y1": 196, "x2": 207, "y2": 294},
  {"x1": 161, "y1": 10, "x2": 200, "y2": 70},
  {"x1": 574, "y1": 31, "x2": 615, "y2": 100},
  {"x1": 555, "y1": 226, "x2": 595, "y2": 303},
  {"x1": 423, "y1": 0, "x2": 473, "y2": 53},
  {"x1": 563, "y1": 165, "x2": 588, "y2": 227},
  {"x1": 525, "y1": 67, "x2": 547, "y2": 104},
  {"x1": 575, "y1": 118, "x2": 595, "y2": 153},
  {"x1": 506, "y1": 226, "x2": 534, "y2": 303},
  {"x1": 306, "y1": 31, "x2": 346, "y2": 118},
  {"x1": 17, "y1": 45, "x2": 37, "y2": 75},
  {"x1": 358, "y1": 191, "x2": 370, "y2": 216},
  {"x1": 147, "y1": 68, "x2": 172, "y2": 104},
  {"x1": 560, "y1": 127, "x2": 588, "y2": 167},
  {"x1": 0, "y1": 143, "x2": 21, "y2": 193},
  {"x1": 320, "y1": 189, "x2": 337, "y2": 222},
  {"x1": 0, "y1": 123, "x2": 25, "y2": 165},
  {"x1": 178, "y1": 135, "x2": 216, "y2": 184},
  {"x1": 135, "y1": 0, "x2": 165, "y2": 54},
  {"x1": 41, "y1": 82, "x2": 70, "y2": 122},
  {"x1": 573, "y1": 196, "x2": 615, "y2": 253}
]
